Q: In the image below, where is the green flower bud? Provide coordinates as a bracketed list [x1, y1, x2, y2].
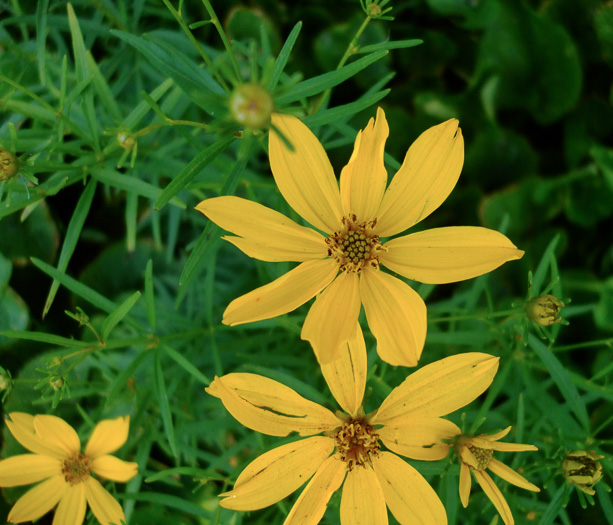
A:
[117, 131, 136, 151]
[563, 450, 603, 495]
[229, 83, 274, 129]
[0, 147, 19, 181]
[525, 294, 564, 326]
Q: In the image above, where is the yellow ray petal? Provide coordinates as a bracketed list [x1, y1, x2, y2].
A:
[284, 456, 346, 525]
[206, 373, 340, 437]
[269, 113, 343, 233]
[7, 474, 67, 522]
[223, 258, 338, 326]
[484, 426, 512, 442]
[91, 455, 138, 483]
[491, 442, 539, 452]
[83, 477, 126, 525]
[459, 462, 472, 507]
[0, 454, 61, 487]
[359, 270, 427, 367]
[372, 451, 447, 525]
[33, 415, 81, 457]
[488, 459, 540, 492]
[5, 413, 66, 459]
[472, 469, 514, 525]
[380, 227, 524, 284]
[371, 353, 499, 426]
[301, 270, 361, 365]
[378, 418, 460, 461]
[84, 416, 130, 458]
[196, 196, 327, 262]
[53, 483, 86, 525]
[339, 107, 389, 221]
[220, 437, 334, 511]
[320, 324, 367, 417]
[340, 465, 388, 525]
[375, 118, 464, 237]
[459, 445, 479, 470]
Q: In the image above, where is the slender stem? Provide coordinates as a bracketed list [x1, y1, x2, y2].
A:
[428, 308, 523, 323]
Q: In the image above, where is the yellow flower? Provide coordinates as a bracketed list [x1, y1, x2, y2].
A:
[196, 108, 524, 366]
[0, 413, 138, 525]
[207, 326, 499, 524]
[563, 449, 603, 496]
[454, 428, 540, 525]
[525, 294, 564, 326]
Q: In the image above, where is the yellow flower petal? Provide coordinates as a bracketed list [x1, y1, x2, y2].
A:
[220, 436, 334, 511]
[377, 418, 460, 461]
[284, 456, 346, 525]
[491, 442, 539, 453]
[372, 451, 447, 525]
[7, 474, 67, 523]
[206, 373, 340, 437]
[340, 465, 388, 525]
[359, 270, 427, 367]
[472, 469, 514, 525]
[375, 118, 464, 237]
[339, 107, 389, 222]
[83, 477, 126, 525]
[196, 196, 327, 262]
[484, 426, 512, 442]
[85, 416, 130, 458]
[380, 227, 524, 284]
[371, 353, 499, 426]
[0, 454, 61, 487]
[91, 455, 138, 483]
[320, 324, 367, 417]
[223, 258, 338, 326]
[269, 113, 343, 234]
[53, 483, 86, 525]
[459, 462, 471, 508]
[5, 413, 66, 459]
[33, 415, 81, 457]
[301, 271, 361, 365]
[488, 458, 540, 492]
[459, 444, 479, 470]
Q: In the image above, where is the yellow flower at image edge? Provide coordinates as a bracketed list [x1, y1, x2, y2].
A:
[196, 108, 524, 367]
[0, 413, 138, 525]
[455, 428, 540, 525]
[207, 326, 500, 524]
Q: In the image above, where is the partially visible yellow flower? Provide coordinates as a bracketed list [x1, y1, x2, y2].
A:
[563, 449, 603, 495]
[454, 428, 540, 525]
[197, 108, 523, 367]
[525, 294, 564, 326]
[207, 326, 499, 524]
[0, 413, 138, 525]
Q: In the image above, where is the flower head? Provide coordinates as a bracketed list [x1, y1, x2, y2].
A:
[207, 326, 499, 524]
[196, 108, 523, 366]
[229, 83, 274, 129]
[0, 147, 19, 181]
[454, 428, 540, 525]
[563, 449, 603, 496]
[0, 413, 138, 525]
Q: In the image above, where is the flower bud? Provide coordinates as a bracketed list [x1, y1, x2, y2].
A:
[117, 131, 136, 151]
[525, 294, 564, 326]
[229, 83, 274, 129]
[563, 449, 603, 495]
[367, 2, 383, 16]
[0, 147, 19, 181]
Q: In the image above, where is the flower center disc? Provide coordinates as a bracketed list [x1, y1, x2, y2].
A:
[62, 453, 91, 484]
[467, 445, 493, 470]
[333, 419, 380, 470]
[326, 214, 383, 273]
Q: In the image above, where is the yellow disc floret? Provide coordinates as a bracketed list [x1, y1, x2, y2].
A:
[333, 418, 380, 470]
[62, 453, 91, 485]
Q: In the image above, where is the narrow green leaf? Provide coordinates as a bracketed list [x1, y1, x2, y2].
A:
[43, 179, 97, 318]
[267, 21, 302, 90]
[154, 136, 234, 210]
[303, 89, 390, 128]
[154, 350, 178, 457]
[36, 0, 49, 85]
[597, 483, 613, 524]
[126, 492, 211, 518]
[125, 192, 138, 252]
[145, 466, 224, 483]
[275, 50, 387, 105]
[86, 51, 122, 123]
[123, 78, 174, 131]
[357, 39, 422, 54]
[532, 235, 560, 294]
[160, 343, 210, 385]
[90, 167, 186, 208]
[528, 334, 590, 431]
[538, 485, 565, 525]
[101, 291, 141, 341]
[0, 330, 90, 347]
[144, 259, 156, 331]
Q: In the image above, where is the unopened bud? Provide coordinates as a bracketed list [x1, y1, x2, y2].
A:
[563, 450, 603, 495]
[367, 2, 382, 16]
[229, 83, 274, 129]
[525, 295, 564, 326]
[117, 131, 136, 151]
[0, 147, 19, 181]
[50, 377, 64, 390]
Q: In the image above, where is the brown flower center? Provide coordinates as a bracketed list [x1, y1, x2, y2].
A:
[467, 444, 493, 470]
[326, 214, 384, 273]
[333, 418, 380, 470]
[62, 453, 91, 485]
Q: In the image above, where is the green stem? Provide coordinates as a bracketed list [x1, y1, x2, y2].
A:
[428, 308, 523, 323]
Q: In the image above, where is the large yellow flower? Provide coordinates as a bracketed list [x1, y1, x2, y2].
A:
[197, 108, 523, 366]
[0, 413, 138, 525]
[454, 428, 540, 525]
[207, 326, 499, 524]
